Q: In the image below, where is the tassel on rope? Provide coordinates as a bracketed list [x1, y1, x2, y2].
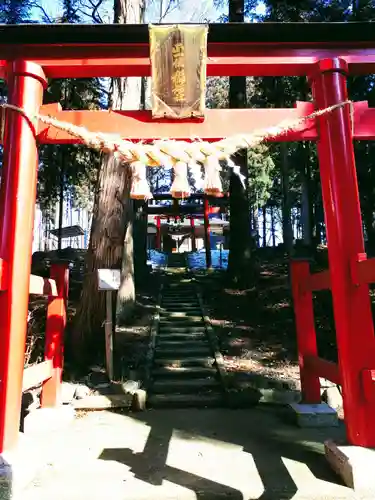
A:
[204, 156, 223, 197]
[171, 161, 191, 199]
[188, 161, 204, 191]
[226, 158, 246, 188]
[130, 161, 153, 200]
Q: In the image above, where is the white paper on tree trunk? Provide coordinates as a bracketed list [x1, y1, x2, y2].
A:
[97, 269, 121, 291]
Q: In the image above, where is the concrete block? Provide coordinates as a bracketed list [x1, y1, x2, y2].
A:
[325, 439, 375, 493]
[73, 384, 91, 400]
[73, 394, 132, 410]
[23, 405, 75, 436]
[288, 402, 338, 427]
[132, 389, 147, 411]
[325, 386, 343, 410]
[0, 433, 50, 498]
[60, 382, 77, 404]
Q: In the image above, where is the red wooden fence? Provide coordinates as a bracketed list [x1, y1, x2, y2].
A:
[24, 263, 69, 407]
[291, 258, 375, 432]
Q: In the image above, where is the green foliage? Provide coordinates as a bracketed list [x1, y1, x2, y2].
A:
[247, 145, 275, 209]
[0, 0, 32, 23]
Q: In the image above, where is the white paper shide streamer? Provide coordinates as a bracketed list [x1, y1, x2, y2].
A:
[171, 161, 191, 198]
[130, 161, 153, 200]
[204, 156, 223, 196]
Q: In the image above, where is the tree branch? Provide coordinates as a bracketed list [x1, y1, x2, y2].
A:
[78, 0, 105, 23]
[29, 1, 54, 23]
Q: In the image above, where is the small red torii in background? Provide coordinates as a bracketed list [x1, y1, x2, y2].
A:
[0, 23, 374, 468]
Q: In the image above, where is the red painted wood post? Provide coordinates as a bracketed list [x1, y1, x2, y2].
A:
[290, 260, 321, 403]
[41, 262, 70, 408]
[156, 216, 161, 250]
[0, 61, 46, 453]
[190, 217, 197, 252]
[203, 197, 212, 269]
[311, 58, 375, 447]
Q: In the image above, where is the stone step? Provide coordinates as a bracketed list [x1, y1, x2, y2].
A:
[161, 303, 200, 308]
[163, 292, 196, 295]
[160, 312, 203, 319]
[163, 293, 196, 297]
[157, 332, 207, 341]
[167, 288, 194, 291]
[148, 392, 223, 408]
[156, 339, 208, 349]
[159, 324, 205, 330]
[161, 293, 199, 304]
[165, 287, 195, 291]
[152, 366, 217, 378]
[155, 345, 211, 358]
[153, 356, 215, 368]
[158, 326, 206, 333]
[162, 293, 197, 297]
[160, 310, 200, 314]
[152, 377, 219, 393]
[161, 302, 199, 307]
[159, 316, 203, 323]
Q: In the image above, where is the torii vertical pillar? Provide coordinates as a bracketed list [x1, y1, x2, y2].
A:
[0, 61, 46, 452]
[203, 197, 212, 269]
[312, 58, 375, 447]
[155, 216, 161, 251]
[190, 217, 197, 252]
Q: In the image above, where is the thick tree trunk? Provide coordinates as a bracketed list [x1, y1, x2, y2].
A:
[227, 0, 253, 283]
[270, 205, 276, 247]
[280, 143, 294, 254]
[298, 142, 313, 247]
[113, 0, 145, 323]
[74, 155, 132, 360]
[73, 0, 144, 361]
[262, 205, 267, 247]
[362, 202, 375, 253]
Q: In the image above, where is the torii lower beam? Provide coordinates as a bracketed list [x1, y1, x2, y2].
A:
[3, 101, 373, 144]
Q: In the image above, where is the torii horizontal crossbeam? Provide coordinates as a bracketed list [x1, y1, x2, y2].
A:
[4, 101, 374, 144]
[1, 23, 375, 77]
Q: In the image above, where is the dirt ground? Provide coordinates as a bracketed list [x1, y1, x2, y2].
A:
[197, 251, 339, 392]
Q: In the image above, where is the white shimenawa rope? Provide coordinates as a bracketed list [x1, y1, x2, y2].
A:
[1, 101, 353, 163]
[0, 100, 353, 197]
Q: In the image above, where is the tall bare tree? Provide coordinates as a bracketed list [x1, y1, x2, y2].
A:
[227, 0, 254, 284]
[74, 0, 145, 362]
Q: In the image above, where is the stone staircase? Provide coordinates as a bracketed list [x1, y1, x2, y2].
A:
[148, 263, 224, 408]
[165, 252, 187, 269]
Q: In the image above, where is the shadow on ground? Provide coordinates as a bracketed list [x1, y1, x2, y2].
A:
[98, 407, 347, 499]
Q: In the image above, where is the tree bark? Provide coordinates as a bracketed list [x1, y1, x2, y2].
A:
[300, 147, 312, 246]
[271, 205, 276, 247]
[227, 0, 253, 283]
[280, 143, 294, 254]
[73, 0, 144, 362]
[262, 205, 267, 247]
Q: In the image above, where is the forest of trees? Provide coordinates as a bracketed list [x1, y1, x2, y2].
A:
[2, 0, 375, 364]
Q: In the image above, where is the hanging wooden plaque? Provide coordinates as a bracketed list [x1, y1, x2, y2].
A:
[149, 24, 208, 119]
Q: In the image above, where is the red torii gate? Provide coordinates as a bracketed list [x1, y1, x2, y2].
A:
[149, 193, 228, 267]
[0, 23, 375, 460]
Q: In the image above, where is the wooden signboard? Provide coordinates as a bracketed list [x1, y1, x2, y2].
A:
[98, 268, 121, 381]
[98, 268, 121, 291]
[149, 24, 209, 119]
